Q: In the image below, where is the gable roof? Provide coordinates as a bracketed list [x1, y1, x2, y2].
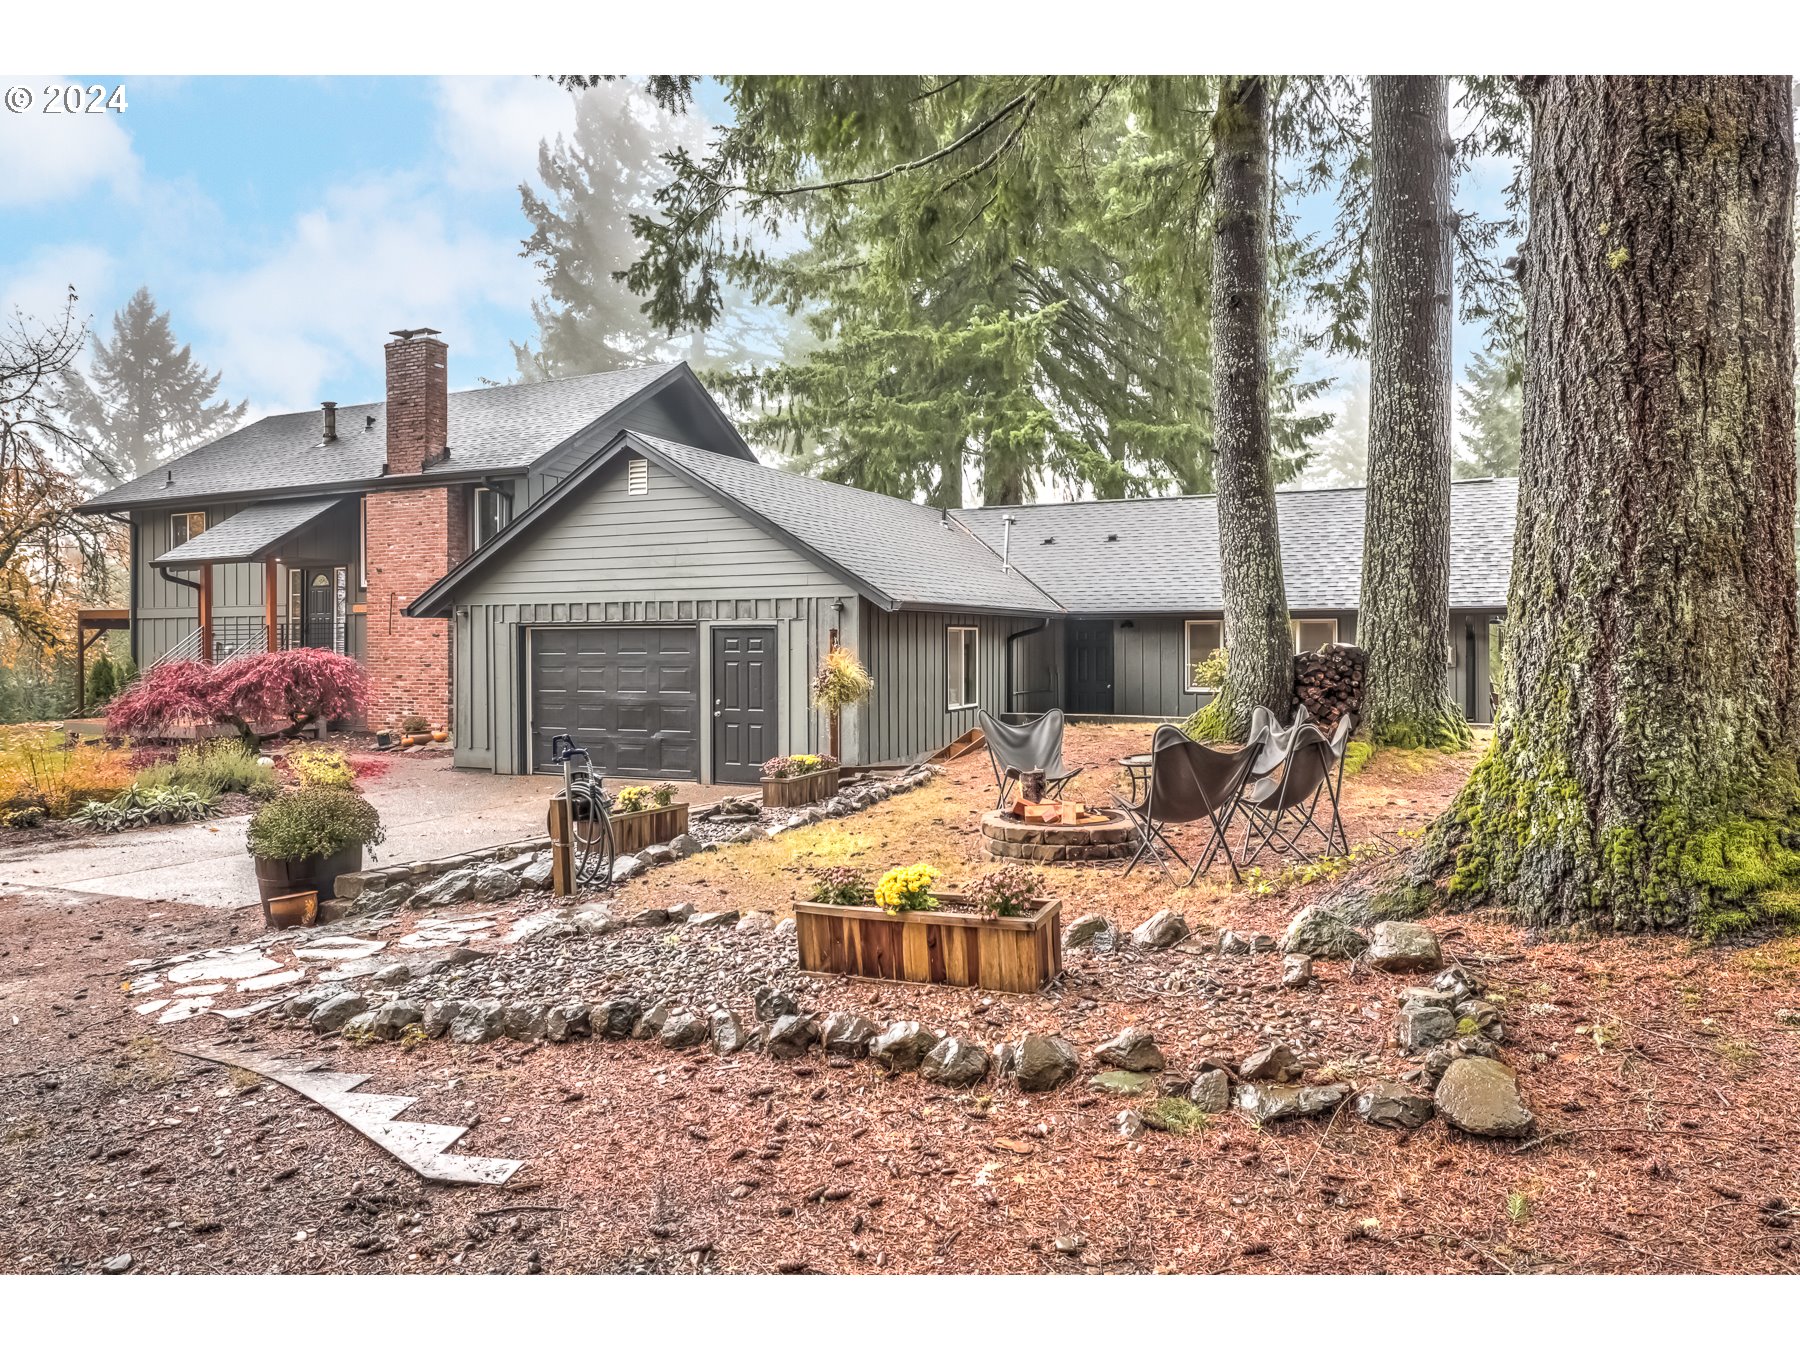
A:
[407, 431, 1064, 619]
[952, 478, 1518, 612]
[80, 361, 746, 514]
[154, 496, 346, 566]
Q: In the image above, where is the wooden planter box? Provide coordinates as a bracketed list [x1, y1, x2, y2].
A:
[609, 801, 689, 855]
[762, 766, 840, 809]
[794, 894, 1063, 994]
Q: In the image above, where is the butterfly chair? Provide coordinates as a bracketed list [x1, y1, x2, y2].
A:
[1234, 717, 1352, 865]
[977, 708, 1082, 810]
[1246, 704, 1312, 778]
[1113, 724, 1259, 885]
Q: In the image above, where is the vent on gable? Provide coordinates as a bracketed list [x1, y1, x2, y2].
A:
[628, 456, 649, 496]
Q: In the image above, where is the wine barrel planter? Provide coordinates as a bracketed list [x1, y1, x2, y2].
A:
[608, 801, 690, 855]
[795, 894, 1063, 994]
[762, 766, 840, 809]
[253, 846, 362, 921]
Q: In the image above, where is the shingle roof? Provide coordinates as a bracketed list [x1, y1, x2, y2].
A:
[953, 478, 1517, 612]
[82, 362, 687, 512]
[154, 496, 345, 566]
[642, 437, 1064, 613]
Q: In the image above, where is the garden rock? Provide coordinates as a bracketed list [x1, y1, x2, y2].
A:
[1281, 904, 1370, 958]
[710, 1010, 747, 1055]
[471, 865, 523, 904]
[372, 962, 411, 988]
[309, 992, 368, 1033]
[1456, 999, 1505, 1040]
[1281, 955, 1314, 989]
[1400, 985, 1458, 1011]
[1117, 1110, 1145, 1138]
[1353, 1081, 1436, 1130]
[921, 1037, 990, 1087]
[773, 918, 796, 941]
[1219, 930, 1275, 955]
[1235, 1081, 1351, 1125]
[504, 1003, 548, 1040]
[421, 999, 461, 1038]
[1421, 1043, 1465, 1082]
[1433, 964, 1480, 1000]
[411, 869, 476, 909]
[573, 906, 622, 936]
[870, 1021, 941, 1072]
[1089, 1070, 1155, 1096]
[1397, 1003, 1458, 1054]
[665, 901, 696, 922]
[611, 855, 647, 885]
[545, 1002, 590, 1042]
[737, 911, 777, 934]
[731, 826, 764, 844]
[593, 997, 642, 1040]
[660, 1011, 709, 1049]
[755, 986, 800, 1023]
[1239, 1042, 1301, 1083]
[688, 909, 740, 927]
[1434, 1056, 1535, 1138]
[450, 1000, 504, 1044]
[368, 1000, 423, 1039]
[1132, 909, 1189, 949]
[519, 855, 554, 890]
[281, 988, 332, 1020]
[765, 1014, 820, 1060]
[632, 999, 671, 1040]
[1188, 1068, 1231, 1113]
[1095, 1027, 1165, 1073]
[630, 905, 669, 927]
[1011, 1033, 1079, 1091]
[1367, 921, 1443, 973]
[1063, 913, 1118, 951]
[669, 833, 701, 859]
[821, 1011, 878, 1058]
[640, 843, 675, 868]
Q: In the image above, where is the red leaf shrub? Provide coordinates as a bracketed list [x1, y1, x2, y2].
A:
[107, 650, 370, 743]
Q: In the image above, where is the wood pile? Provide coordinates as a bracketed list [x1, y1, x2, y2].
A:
[1293, 642, 1366, 733]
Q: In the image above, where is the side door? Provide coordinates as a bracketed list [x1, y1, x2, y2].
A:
[711, 627, 779, 783]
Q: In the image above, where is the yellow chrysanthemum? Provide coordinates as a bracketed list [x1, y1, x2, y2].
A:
[873, 863, 940, 913]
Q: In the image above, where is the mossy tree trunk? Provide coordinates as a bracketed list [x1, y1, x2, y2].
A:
[1359, 76, 1471, 751]
[1416, 76, 1798, 935]
[1210, 75, 1293, 735]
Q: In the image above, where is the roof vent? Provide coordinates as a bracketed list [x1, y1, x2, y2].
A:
[628, 456, 649, 496]
[1105, 533, 1119, 542]
[164, 469, 174, 489]
[365, 414, 377, 431]
[1041, 536, 1055, 545]
[321, 401, 337, 442]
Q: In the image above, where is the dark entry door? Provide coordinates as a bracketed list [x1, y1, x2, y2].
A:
[1065, 620, 1115, 714]
[712, 627, 778, 784]
[530, 627, 699, 778]
[301, 570, 337, 650]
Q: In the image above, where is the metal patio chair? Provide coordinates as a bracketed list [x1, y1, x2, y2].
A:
[978, 709, 1082, 809]
[1113, 723, 1259, 885]
[1233, 716, 1353, 865]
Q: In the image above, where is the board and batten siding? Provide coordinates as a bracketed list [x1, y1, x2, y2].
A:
[445, 455, 863, 777]
[858, 605, 1029, 764]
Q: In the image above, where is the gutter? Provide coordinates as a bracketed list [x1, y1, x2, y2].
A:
[1004, 617, 1050, 717]
[157, 565, 201, 594]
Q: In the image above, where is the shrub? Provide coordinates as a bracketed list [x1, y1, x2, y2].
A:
[812, 647, 874, 713]
[613, 784, 657, 814]
[75, 785, 219, 833]
[873, 863, 940, 914]
[761, 752, 839, 779]
[807, 866, 871, 907]
[0, 727, 133, 818]
[401, 714, 430, 736]
[84, 653, 118, 709]
[963, 863, 1045, 918]
[246, 786, 385, 862]
[288, 745, 355, 790]
[107, 649, 369, 745]
[134, 740, 280, 800]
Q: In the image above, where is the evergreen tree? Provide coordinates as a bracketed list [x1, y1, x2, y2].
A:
[1454, 343, 1523, 478]
[59, 288, 245, 486]
[1297, 372, 1369, 487]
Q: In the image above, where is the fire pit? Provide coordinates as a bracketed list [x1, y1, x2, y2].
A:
[980, 806, 1136, 863]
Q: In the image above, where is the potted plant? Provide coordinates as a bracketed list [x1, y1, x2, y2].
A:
[811, 647, 873, 762]
[794, 862, 1063, 993]
[607, 781, 689, 854]
[760, 752, 841, 809]
[246, 786, 385, 917]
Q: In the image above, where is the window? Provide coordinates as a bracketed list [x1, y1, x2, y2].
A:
[628, 456, 649, 496]
[947, 626, 979, 710]
[471, 487, 513, 550]
[1291, 617, 1339, 654]
[170, 510, 207, 550]
[1185, 619, 1224, 691]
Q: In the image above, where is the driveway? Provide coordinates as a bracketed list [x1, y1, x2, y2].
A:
[0, 756, 563, 910]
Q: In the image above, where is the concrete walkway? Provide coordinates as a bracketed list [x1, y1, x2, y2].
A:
[0, 756, 564, 910]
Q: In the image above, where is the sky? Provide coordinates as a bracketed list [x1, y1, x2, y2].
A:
[0, 75, 1518, 475]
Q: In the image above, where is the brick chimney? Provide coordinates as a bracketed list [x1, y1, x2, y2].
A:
[362, 328, 465, 736]
[383, 327, 448, 475]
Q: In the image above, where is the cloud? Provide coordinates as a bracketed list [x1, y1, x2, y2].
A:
[433, 76, 576, 191]
[0, 242, 115, 325]
[0, 76, 141, 206]
[188, 174, 536, 408]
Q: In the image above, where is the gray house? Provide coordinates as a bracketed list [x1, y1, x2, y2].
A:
[410, 425, 1517, 784]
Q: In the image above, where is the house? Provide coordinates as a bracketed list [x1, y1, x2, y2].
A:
[82, 331, 1518, 784]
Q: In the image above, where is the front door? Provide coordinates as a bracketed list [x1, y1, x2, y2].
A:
[1065, 620, 1115, 714]
[301, 569, 338, 650]
[712, 627, 778, 784]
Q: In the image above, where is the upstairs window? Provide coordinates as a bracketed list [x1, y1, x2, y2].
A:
[170, 510, 207, 550]
[472, 487, 513, 550]
[1185, 619, 1224, 691]
[948, 625, 979, 710]
[1292, 617, 1339, 653]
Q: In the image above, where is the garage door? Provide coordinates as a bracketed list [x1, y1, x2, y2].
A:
[530, 627, 699, 778]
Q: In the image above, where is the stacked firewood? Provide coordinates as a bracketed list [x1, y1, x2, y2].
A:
[1293, 642, 1366, 733]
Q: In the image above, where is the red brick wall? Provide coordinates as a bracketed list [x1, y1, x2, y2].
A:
[383, 335, 447, 475]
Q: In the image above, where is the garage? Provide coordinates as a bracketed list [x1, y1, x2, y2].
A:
[529, 626, 699, 778]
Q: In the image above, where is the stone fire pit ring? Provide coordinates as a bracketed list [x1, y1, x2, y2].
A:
[980, 808, 1137, 863]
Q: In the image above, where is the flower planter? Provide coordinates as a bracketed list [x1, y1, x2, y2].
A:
[253, 845, 363, 909]
[794, 893, 1063, 994]
[762, 766, 840, 809]
[609, 801, 690, 855]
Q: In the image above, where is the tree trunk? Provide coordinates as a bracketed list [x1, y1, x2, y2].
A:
[1210, 76, 1293, 734]
[1412, 76, 1798, 936]
[1359, 76, 1470, 750]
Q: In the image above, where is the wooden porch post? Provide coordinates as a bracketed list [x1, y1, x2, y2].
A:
[198, 564, 214, 664]
[264, 558, 279, 652]
[75, 615, 87, 715]
[827, 628, 840, 762]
